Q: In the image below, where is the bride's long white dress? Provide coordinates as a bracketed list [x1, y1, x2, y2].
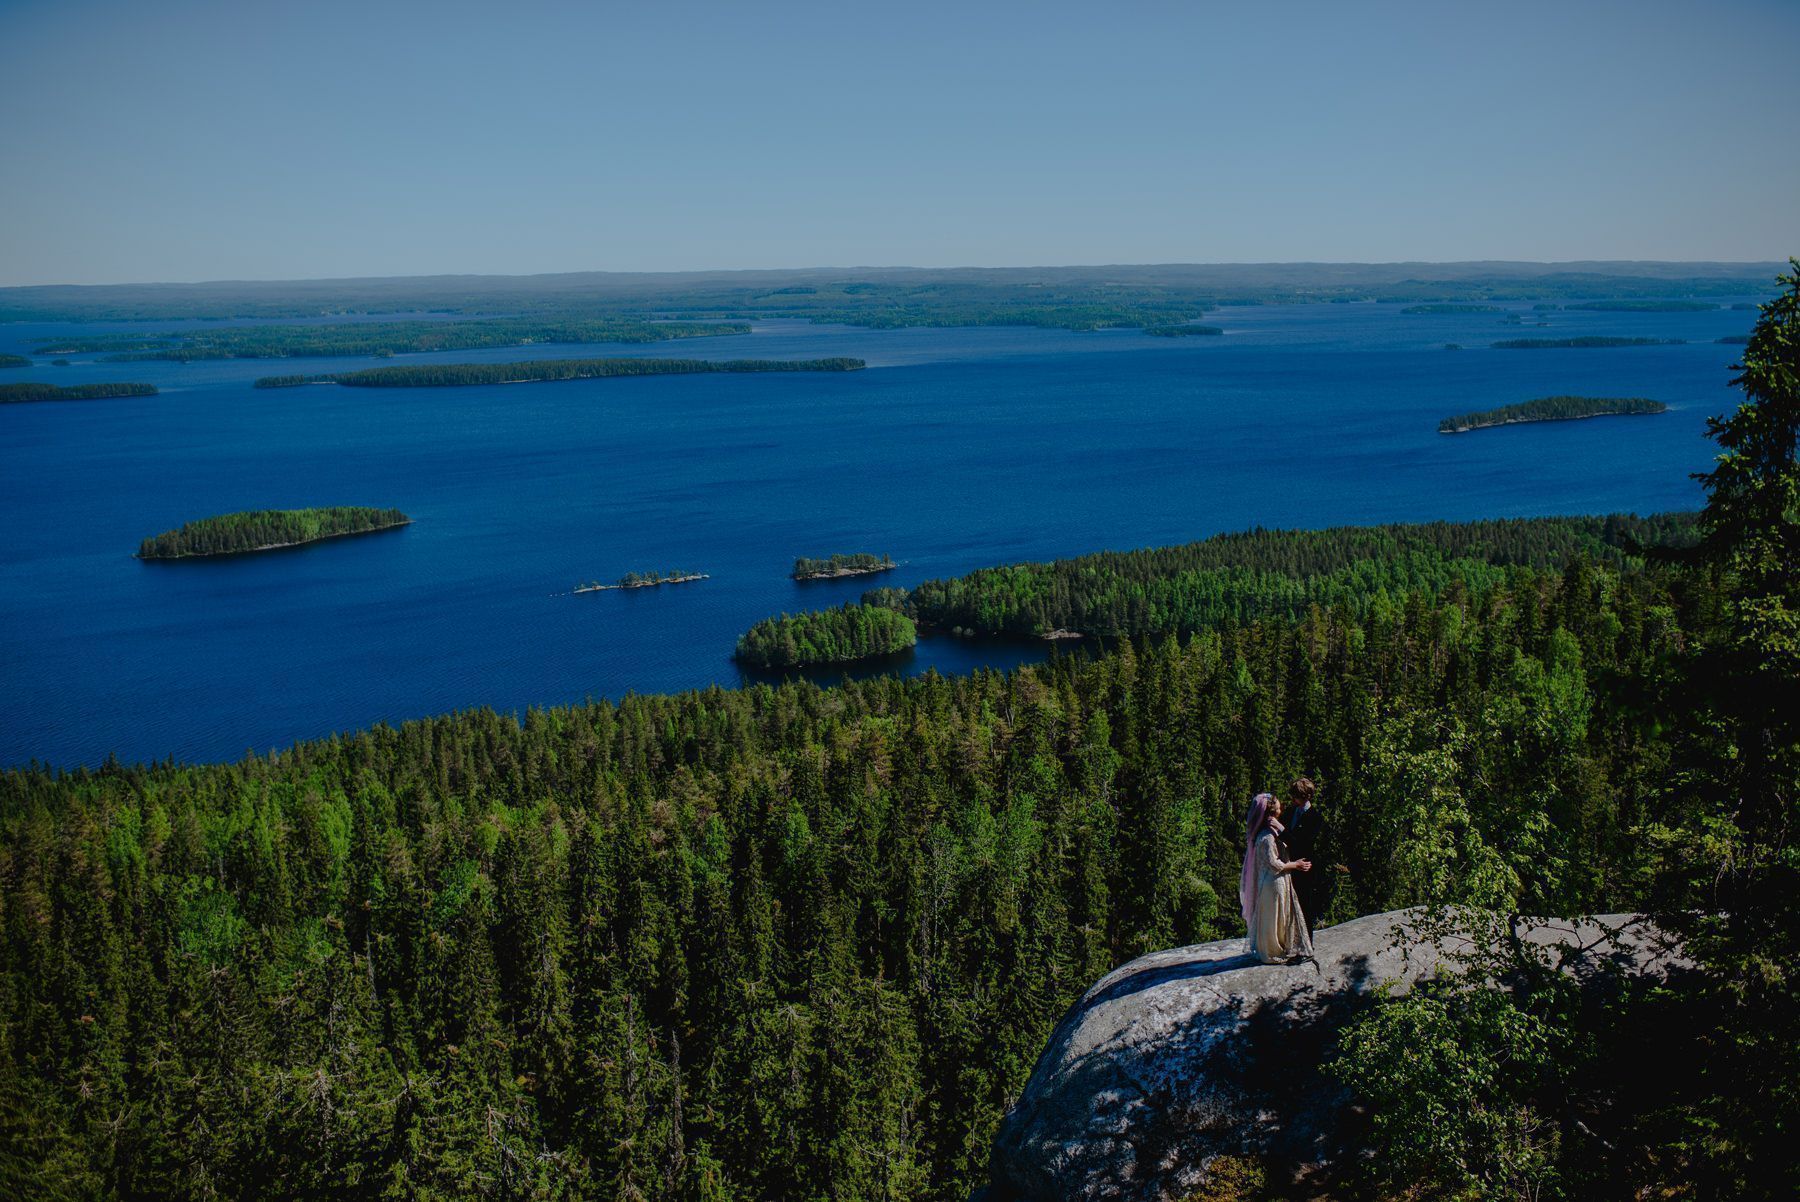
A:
[1248, 829, 1314, 963]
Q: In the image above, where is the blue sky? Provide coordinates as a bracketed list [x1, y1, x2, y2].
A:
[1, 0, 1795, 284]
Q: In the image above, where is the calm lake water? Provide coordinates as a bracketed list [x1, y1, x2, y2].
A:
[0, 300, 1765, 767]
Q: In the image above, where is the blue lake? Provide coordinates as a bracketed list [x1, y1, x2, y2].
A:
[0, 300, 1764, 768]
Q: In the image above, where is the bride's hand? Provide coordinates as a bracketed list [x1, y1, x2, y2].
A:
[1295, 860, 1312, 872]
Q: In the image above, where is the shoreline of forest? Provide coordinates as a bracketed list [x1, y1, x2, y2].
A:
[1439, 411, 1666, 435]
[793, 564, 897, 581]
[137, 518, 412, 560]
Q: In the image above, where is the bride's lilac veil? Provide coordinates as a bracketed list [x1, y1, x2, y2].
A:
[1239, 792, 1280, 924]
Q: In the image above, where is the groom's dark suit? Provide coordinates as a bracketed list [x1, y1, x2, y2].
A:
[1281, 803, 1329, 933]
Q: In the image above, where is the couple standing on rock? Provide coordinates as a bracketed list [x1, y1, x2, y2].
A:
[1240, 776, 1333, 963]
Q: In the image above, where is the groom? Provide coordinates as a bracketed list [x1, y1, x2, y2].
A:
[1281, 776, 1329, 934]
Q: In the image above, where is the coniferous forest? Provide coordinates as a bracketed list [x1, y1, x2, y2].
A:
[735, 604, 919, 668]
[137, 508, 411, 559]
[1437, 395, 1667, 433]
[1, 271, 1795, 1199]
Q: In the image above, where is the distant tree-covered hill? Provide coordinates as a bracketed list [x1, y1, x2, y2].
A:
[37, 318, 749, 361]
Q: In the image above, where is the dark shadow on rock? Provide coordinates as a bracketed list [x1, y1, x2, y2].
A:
[1080, 951, 1262, 1010]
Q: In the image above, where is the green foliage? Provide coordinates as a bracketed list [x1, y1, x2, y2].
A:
[792, 553, 895, 580]
[0, 514, 1731, 1196]
[1333, 985, 1563, 1198]
[137, 507, 410, 559]
[0, 381, 157, 404]
[1659, 259, 1800, 1190]
[736, 604, 918, 668]
[0, 354, 29, 368]
[1439, 395, 1667, 434]
[883, 513, 1694, 638]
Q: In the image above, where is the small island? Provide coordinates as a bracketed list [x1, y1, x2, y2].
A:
[735, 603, 918, 669]
[574, 570, 708, 593]
[1140, 324, 1223, 337]
[1438, 396, 1667, 434]
[255, 356, 865, 389]
[0, 354, 29, 368]
[1717, 335, 1751, 345]
[1, 381, 158, 404]
[1492, 336, 1685, 350]
[137, 507, 411, 559]
[792, 553, 896, 581]
[1400, 304, 1500, 314]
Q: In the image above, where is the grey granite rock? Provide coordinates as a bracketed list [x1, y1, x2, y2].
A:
[988, 908, 1680, 1201]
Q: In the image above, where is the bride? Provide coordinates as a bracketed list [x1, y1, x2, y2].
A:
[1240, 792, 1314, 963]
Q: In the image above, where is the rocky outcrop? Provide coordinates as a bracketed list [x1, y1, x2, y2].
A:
[988, 909, 1681, 1201]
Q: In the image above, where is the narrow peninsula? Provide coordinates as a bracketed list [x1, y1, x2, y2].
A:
[792, 553, 896, 581]
[0, 354, 30, 368]
[137, 507, 411, 559]
[1140, 324, 1223, 337]
[735, 604, 917, 669]
[574, 570, 708, 593]
[1492, 336, 1685, 349]
[255, 356, 865, 389]
[1438, 396, 1667, 434]
[1, 381, 157, 404]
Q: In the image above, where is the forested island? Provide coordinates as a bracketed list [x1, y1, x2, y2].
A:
[735, 602, 917, 667]
[1492, 336, 1686, 349]
[1565, 300, 1719, 312]
[35, 318, 749, 361]
[0, 381, 157, 404]
[1718, 334, 1751, 344]
[0, 353, 29, 368]
[792, 552, 896, 580]
[255, 356, 865, 389]
[1437, 395, 1667, 434]
[136, 507, 411, 559]
[1401, 303, 1501, 314]
[574, 570, 707, 593]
